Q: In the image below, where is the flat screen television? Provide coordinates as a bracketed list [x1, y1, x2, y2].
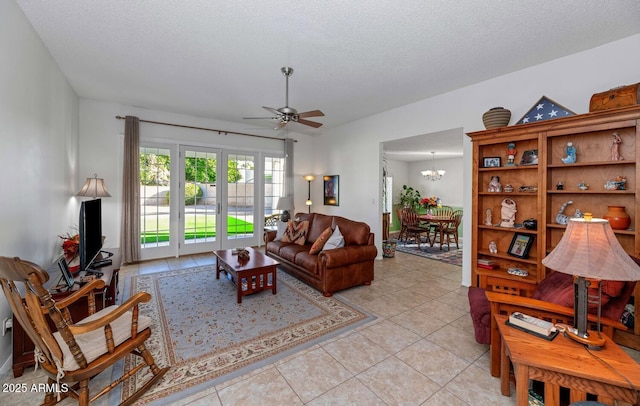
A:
[79, 198, 103, 272]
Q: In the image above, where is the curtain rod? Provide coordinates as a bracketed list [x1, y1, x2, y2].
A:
[115, 115, 295, 142]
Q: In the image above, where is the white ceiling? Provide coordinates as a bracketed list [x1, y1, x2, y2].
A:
[16, 1, 640, 160]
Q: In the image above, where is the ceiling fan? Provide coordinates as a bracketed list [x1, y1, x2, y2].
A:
[244, 67, 324, 130]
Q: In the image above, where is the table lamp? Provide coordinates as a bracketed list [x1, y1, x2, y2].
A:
[276, 196, 294, 222]
[541, 218, 640, 348]
[76, 173, 111, 199]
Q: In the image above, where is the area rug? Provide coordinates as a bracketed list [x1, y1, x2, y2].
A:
[113, 265, 375, 405]
[395, 240, 463, 266]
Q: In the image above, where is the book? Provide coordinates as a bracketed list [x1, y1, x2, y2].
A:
[477, 258, 495, 266]
[507, 312, 558, 339]
[477, 263, 498, 270]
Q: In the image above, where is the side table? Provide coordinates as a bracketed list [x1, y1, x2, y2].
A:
[11, 250, 120, 377]
[495, 314, 640, 406]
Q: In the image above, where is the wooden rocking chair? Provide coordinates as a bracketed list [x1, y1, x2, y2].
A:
[0, 256, 169, 406]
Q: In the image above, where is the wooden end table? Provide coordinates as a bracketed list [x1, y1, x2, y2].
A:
[495, 314, 640, 406]
[214, 247, 278, 303]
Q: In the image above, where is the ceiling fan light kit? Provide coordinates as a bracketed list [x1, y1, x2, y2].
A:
[244, 67, 324, 130]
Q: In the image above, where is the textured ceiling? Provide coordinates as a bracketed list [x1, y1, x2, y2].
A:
[15, 0, 640, 158]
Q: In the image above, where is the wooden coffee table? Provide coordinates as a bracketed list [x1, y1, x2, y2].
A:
[214, 247, 278, 303]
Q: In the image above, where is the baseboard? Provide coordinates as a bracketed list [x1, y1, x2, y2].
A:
[0, 354, 13, 375]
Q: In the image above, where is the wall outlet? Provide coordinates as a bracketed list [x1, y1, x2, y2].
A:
[2, 317, 12, 336]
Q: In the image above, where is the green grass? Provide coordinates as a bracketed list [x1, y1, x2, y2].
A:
[141, 216, 254, 243]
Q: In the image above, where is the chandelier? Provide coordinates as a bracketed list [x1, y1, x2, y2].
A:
[421, 152, 446, 181]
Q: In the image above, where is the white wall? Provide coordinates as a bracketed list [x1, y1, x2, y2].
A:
[0, 1, 80, 372]
[316, 34, 640, 286]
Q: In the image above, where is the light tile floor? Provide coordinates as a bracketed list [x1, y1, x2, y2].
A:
[2, 250, 639, 405]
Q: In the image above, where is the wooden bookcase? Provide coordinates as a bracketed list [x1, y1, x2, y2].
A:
[467, 105, 640, 349]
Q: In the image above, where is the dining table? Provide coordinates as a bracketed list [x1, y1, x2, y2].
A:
[418, 215, 451, 250]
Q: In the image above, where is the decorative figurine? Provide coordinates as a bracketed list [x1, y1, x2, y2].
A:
[578, 181, 588, 190]
[573, 208, 584, 218]
[555, 200, 573, 224]
[485, 208, 493, 225]
[488, 175, 502, 192]
[489, 241, 498, 254]
[500, 198, 517, 228]
[503, 184, 514, 193]
[556, 181, 564, 190]
[561, 141, 576, 164]
[611, 132, 623, 161]
[506, 142, 517, 166]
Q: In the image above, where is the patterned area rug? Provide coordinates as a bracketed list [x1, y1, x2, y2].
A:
[394, 240, 463, 266]
[114, 265, 375, 405]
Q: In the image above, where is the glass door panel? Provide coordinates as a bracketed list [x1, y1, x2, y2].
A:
[224, 152, 255, 247]
[140, 145, 175, 259]
[180, 146, 221, 255]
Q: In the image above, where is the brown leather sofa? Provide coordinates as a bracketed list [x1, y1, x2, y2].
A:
[264, 213, 377, 296]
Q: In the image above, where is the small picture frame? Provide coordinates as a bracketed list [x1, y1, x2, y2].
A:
[483, 157, 501, 168]
[520, 149, 539, 166]
[508, 233, 535, 259]
[323, 175, 339, 206]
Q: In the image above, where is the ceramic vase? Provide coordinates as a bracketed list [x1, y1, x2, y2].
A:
[482, 107, 511, 129]
[604, 205, 631, 230]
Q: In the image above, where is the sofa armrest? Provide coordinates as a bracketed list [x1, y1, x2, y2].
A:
[485, 291, 627, 377]
[318, 245, 377, 268]
[264, 230, 277, 243]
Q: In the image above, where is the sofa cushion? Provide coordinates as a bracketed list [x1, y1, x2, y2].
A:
[307, 214, 333, 243]
[294, 251, 320, 275]
[323, 226, 345, 250]
[332, 216, 370, 245]
[281, 220, 309, 245]
[309, 227, 333, 254]
[468, 287, 491, 345]
[274, 221, 288, 241]
[278, 244, 310, 263]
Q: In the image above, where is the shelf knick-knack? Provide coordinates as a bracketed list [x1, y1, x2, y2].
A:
[482, 107, 511, 129]
[604, 206, 631, 230]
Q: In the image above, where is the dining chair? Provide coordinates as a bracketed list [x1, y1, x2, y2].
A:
[428, 205, 454, 242]
[397, 208, 408, 242]
[401, 207, 431, 248]
[0, 256, 169, 406]
[433, 209, 463, 250]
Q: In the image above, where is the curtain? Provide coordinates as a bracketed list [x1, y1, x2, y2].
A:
[120, 116, 140, 263]
[284, 137, 295, 202]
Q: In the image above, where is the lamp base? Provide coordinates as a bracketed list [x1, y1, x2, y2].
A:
[563, 327, 605, 349]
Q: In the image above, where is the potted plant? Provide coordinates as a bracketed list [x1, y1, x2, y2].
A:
[398, 185, 421, 210]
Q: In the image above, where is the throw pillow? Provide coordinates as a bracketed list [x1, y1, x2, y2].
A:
[309, 227, 333, 254]
[274, 221, 288, 241]
[280, 220, 309, 245]
[323, 225, 345, 250]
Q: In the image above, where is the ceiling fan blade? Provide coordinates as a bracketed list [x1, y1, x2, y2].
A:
[297, 118, 323, 128]
[243, 116, 278, 120]
[297, 110, 325, 118]
[262, 106, 281, 115]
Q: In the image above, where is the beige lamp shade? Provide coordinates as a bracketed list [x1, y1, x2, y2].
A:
[276, 196, 293, 211]
[542, 218, 640, 281]
[76, 174, 111, 199]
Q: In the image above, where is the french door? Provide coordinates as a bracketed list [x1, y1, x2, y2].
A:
[140, 144, 261, 260]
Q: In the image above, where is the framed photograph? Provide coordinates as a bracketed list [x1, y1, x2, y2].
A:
[508, 233, 535, 259]
[323, 175, 339, 206]
[520, 149, 539, 166]
[483, 157, 501, 168]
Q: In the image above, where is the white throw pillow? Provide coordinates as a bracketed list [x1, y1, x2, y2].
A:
[323, 225, 345, 250]
[275, 221, 288, 241]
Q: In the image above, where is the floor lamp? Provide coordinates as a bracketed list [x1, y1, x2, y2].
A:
[304, 175, 315, 213]
[542, 218, 640, 348]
